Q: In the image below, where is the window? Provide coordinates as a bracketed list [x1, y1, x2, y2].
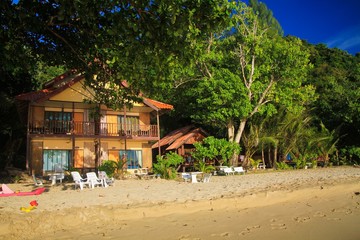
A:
[119, 150, 142, 169]
[45, 111, 72, 121]
[118, 115, 139, 134]
[45, 111, 72, 133]
[43, 150, 71, 172]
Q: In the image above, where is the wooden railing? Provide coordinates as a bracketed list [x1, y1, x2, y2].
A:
[29, 120, 158, 137]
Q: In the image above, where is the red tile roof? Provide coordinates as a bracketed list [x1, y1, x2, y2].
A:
[152, 125, 208, 149]
[16, 72, 174, 111]
[143, 98, 174, 111]
[16, 71, 82, 102]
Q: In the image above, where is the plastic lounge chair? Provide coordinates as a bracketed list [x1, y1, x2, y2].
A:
[54, 164, 65, 183]
[258, 163, 266, 170]
[223, 167, 235, 175]
[202, 173, 212, 183]
[0, 185, 45, 197]
[181, 173, 191, 182]
[71, 171, 91, 190]
[32, 170, 43, 186]
[98, 171, 115, 187]
[86, 172, 103, 188]
[233, 166, 245, 175]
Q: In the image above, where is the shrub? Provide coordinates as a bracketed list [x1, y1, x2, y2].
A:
[192, 136, 240, 166]
[293, 158, 307, 169]
[99, 160, 117, 177]
[194, 160, 215, 173]
[249, 158, 262, 170]
[153, 152, 184, 179]
[276, 161, 292, 170]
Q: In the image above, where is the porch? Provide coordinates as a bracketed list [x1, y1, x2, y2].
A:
[28, 120, 158, 138]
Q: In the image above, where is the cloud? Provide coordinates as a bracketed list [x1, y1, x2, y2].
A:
[326, 24, 360, 54]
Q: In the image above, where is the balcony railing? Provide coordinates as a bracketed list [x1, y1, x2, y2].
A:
[29, 120, 158, 137]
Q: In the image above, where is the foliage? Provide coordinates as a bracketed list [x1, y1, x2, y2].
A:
[153, 152, 184, 180]
[98, 160, 117, 178]
[194, 160, 215, 173]
[311, 159, 318, 169]
[306, 44, 360, 148]
[248, 0, 283, 35]
[337, 146, 360, 165]
[99, 159, 127, 179]
[192, 136, 240, 166]
[188, 2, 315, 151]
[314, 123, 339, 164]
[6, 0, 233, 110]
[293, 157, 307, 169]
[275, 161, 292, 170]
[249, 158, 262, 170]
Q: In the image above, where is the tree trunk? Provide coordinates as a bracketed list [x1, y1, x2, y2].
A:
[227, 121, 235, 142]
[261, 144, 265, 166]
[234, 119, 247, 144]
[272, 146, 278, 168]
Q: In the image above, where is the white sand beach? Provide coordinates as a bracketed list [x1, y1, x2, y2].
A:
[1, 166, 360, 240]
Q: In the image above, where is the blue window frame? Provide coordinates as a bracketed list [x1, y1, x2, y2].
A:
[119, 150, 142, 169]
[43, 150, 71, 172]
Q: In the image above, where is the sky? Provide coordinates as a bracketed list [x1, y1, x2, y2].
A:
[257, 0, 360, 55]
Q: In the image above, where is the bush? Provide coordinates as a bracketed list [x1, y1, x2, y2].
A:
[192, 136, 240, 166]
[249, 158, 262, 170]
[99, 160, 117, 177]
[293, 158, 307, 169]
[194, 160, 215, 173]
[153, 152, 184, 179]
[335, 146, 360, 165]
[276, 161, 292, 170]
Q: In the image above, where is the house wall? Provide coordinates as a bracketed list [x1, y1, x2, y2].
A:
[29, 137, 154, 174]
[49, 81, 94, 102]
[26, 78, 160, 175]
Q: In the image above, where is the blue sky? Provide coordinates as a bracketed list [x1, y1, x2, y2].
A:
[258, 0, 360, 55]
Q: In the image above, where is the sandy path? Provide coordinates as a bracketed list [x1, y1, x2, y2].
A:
[0, 167, 360, 239]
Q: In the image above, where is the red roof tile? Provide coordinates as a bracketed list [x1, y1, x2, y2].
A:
[152, 126, 208, 149]
[16, 72, 174, 111]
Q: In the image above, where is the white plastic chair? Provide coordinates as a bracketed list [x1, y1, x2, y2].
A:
[70, 171, 91, 190]
[86, 172, 103, 188]
[233, 166, 245, 175]
[181, 173, 191, 182]
[223, 167, 235, 175]
[98, 171, 115, 187]
[202, 173, 212, 183]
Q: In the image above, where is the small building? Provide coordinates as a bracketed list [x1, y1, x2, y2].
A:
[152, 125, 208, 157]
[16, 70, 173, 176]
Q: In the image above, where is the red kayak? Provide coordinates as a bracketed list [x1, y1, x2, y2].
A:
[0, 187, 45, 197]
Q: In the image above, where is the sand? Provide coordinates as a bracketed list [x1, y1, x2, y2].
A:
[0, 166, 360, 240]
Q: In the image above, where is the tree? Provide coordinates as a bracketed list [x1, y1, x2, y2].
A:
[192, 137, 240, 166]
[10, 0, 233, 109]
[189, 3, 315, 165]
[248, 0, 283, 35]
[306, 43, 360, 148]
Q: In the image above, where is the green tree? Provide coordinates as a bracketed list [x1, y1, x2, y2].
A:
[153, 152, 184, 179]
[10, 0, 233, 110]
[192, 136, 240, 166]
[248, 0, 283, 35]
[306, 44, 360, 148]
[189, 4, 315, 165]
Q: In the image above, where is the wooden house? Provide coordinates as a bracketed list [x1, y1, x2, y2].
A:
[16, 71, 173, 176]
[152, 125, 208, 157]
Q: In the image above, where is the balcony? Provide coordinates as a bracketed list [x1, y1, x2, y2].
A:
[28, 120, 159, 138]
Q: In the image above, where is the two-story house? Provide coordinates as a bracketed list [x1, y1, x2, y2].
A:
[16, 71, 173, 176]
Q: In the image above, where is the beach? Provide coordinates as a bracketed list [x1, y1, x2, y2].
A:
[1, 166, 360, 240]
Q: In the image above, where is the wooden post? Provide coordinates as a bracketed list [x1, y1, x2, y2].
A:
[157, 110, 161, 157]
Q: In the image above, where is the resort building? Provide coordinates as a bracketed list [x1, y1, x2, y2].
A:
[16, 71, 173, 176]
